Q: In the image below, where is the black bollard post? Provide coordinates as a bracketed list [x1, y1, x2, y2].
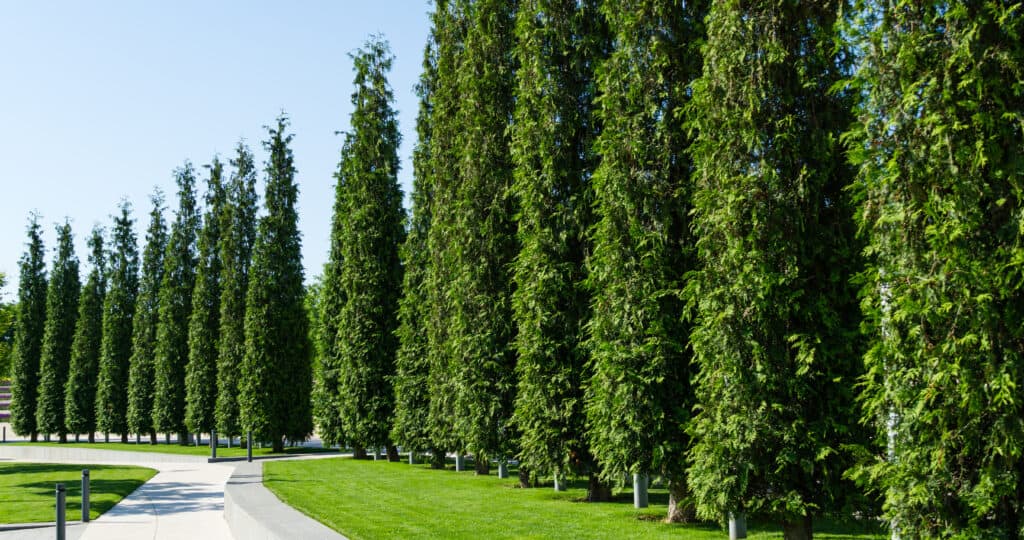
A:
[247, 431, 252, 463]
[56, 483, 66, 540]
[81, 469, 90, 522]
[211, 430, 217, 459]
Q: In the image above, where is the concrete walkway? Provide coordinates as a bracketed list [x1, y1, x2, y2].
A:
[0, 447, 235, 540]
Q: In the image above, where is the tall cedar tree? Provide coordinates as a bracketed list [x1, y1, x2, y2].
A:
[848, 1, 1024, 536]
[448, 0, 518, 474]
[65, 226, 105, 441]
[423, 0, 468, 458]
[510, 0, 607, 497]
[687, 2, 863, 537]
[153, 164, 201, 443]
[391, 25, 440, 461]
[241, 115, 313, 452]
[322, 37, 406, 456]
[216, 143, 258, 440]
[308, 276, 339, 444]
[35, 221, 80, 442]
[96, 203, 139, 441]
[10, 215, 47, 441]
[185, 159, 226, 436]
[127, 191, 167, 442]
[585, 0, 705, 522]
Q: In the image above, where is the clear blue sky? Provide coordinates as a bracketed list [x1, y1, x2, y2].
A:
[0, 1, 432, 300]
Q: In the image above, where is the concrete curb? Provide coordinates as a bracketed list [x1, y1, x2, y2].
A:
[224, 461, 347, 540]
[0, 445, 209, 464]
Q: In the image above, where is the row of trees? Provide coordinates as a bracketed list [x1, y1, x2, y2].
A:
[10, 116, 310, 452]
[311, 2, 1024, 539]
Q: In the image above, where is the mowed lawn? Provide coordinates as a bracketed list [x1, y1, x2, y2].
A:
[0, 462, 156, 523]
[11, 441, 337, 459]
[264, 457, 886, 540]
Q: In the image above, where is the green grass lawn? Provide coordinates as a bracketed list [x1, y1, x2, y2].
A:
[264, 457, 886, 540]
[0, 462, 156, 523]
[10, 441, 338, 458]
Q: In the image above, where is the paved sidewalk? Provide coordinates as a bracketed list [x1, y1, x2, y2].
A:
[0, 448, 236, 540]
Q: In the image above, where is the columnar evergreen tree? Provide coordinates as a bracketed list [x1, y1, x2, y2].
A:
[309, 275, 343, 446]
[510, 0, 607, 498]
[153, 164, 201, 443]
[216, 143, 258, 441]
[423, 0, 469, 461]
[96, 203, 139, 442]
[35, 221, 80, 443]
[65, 226, 105, 442]
[687, 2, 862, 537]
[849, 1, 1024, 536]
[391, 26, 440, 463]
[584, 0, 705, 522]
[185, 159, 226, 438]
[127, 191, 167, 443]
[447, 0, 518, 475]
[240, 115, 312, 453]
[321, 37, 406, 458]
[10, 215, 47, 441]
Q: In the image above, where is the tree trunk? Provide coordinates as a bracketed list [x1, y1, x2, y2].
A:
[30, 432, 38, 442]
[587, 473, 612, 502]
[429, 448, 446, 469]
[665, 476, 695, 523]
[474, 454, 490, 475]
[518, 465, 532, 488]
[386, 445, 400, 462]
[179, 431, 190, 446]
[782, 515, 812, 540]
[272, 436, 284, 453]
[75, 433, 80, 443]
[58, 432, 67, 443]
[88, 432, 95, 443]
[353, 446, 368, 459]
[150, 430, 158, 445]
[121, 432, 128, 444]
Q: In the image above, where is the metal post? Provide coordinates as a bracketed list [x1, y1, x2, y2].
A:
[246, 431, 253, 462]
[554, 473, 566, 491]
[729, 512, 747, 539]
[454, 454, 464, 471]
[81, 470, 90, 522]
[211, 430, 217, 459]
[55, 483, 66, 540]
[408, 449, 415, 465]
[497, 460, 508, 479]
[2, 426, 5, 442]
[633, 473, 649, 508]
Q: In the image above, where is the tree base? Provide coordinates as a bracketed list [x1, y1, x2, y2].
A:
[386, 445, 400, 462]
[665, 477, 696, 523]
[587, 474, 612, 502]
[353, 446, 368, 459]
[474, 455, 490, 475]
[782, 515, 812, 540]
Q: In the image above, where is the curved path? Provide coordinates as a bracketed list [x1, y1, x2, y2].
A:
[0, 446, 235, 540]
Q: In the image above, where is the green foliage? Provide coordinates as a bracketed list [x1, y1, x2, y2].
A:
[96, 202, 139, 438]
[847, 1, 1024, 536]
[423, 0, 468, 455]
[10, 215, 47, 438]
[391, 26, 437, 453]
[687, 0, 864, 531]
[510, 0, 606, 479]
[321, 36, 406, 451]
[65, 226, 106, 437]
[216, 142, 258, 438]
[447, 0, 518, 464]
[185, 159, 226, 434]
[153, 164, 201, 438]
[35, 221, 80, 439]
[241, 115, 313, 451]
[127, 191, 167, 437]
[584, 0, 703, 509]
